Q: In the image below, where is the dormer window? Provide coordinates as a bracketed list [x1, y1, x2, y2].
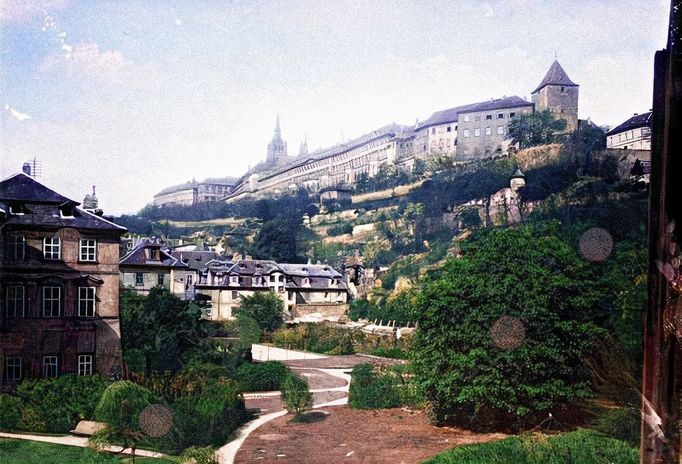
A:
[8, 203, 26, 215]
[146, 248, 160, 261]
[302, 277, 310, 286]
[59, 205, 74, 218]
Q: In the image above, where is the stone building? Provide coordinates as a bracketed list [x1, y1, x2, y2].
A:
[605, 111, 652, 150]
[195, 258, 348, 321]
[266, 115, 289, 165]
[153, 177, 236, 207]
[0, 173, 126, 386]
[531, 59, 579, 133]
[119, 239, 195, 299]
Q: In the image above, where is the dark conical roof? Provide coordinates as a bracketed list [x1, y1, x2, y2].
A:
[532, 60, 578, 94]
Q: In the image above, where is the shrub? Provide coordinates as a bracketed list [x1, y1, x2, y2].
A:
[94, 381, 158, 429]
[19, 407, 46, 433]
[593, 407, 640, 447]
[280, 374, 313, 418]
[237, 361, 288, 392]
[234, 292, 284, 333]
[172, 380, 247, 449]
[180, 446, 216, 464]
[0, 394, 22, 430]
[423, 429, 638, 464]
[16, 374, 109, 433]
[327, 222, 353, 236]
[349, 364, 401, 409]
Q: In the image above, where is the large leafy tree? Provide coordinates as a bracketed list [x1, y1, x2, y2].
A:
[507, 110, 568, 149]
[120, 287, 207, 375]
[235, 291, 284, 333]
[411, 221, 605, 429]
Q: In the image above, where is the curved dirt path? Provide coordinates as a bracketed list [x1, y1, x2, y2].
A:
[216, 346, 353, 464]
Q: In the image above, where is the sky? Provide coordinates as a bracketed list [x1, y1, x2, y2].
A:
[0, 0, 671, 215]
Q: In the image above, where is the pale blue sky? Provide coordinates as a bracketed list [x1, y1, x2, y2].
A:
[0, 0, 670, 214]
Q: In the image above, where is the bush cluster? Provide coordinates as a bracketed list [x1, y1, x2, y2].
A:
[326, 222, 354, 236]
[237, 361, 289, 392]
[348, 364, 404, 410]
[11, 374, 109, 433]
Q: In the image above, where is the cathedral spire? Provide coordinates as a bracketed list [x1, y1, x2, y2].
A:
[266, 114, 287, 165]
[298, 132, 308, 157]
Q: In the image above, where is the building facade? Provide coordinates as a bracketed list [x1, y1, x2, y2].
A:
[153, 177, 236, 207]
[0, 174, 126, 387]
[119, 240, 195, 299]
[195, 258, 348, 321]
[605, 112, 652, 150]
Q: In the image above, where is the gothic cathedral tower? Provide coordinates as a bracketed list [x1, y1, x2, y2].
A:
[266, 115, 288, 165]
[531, 59, 579, 133]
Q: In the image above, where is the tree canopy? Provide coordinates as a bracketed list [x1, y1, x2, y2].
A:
[507, 110, 568, 149]
[235, 291, 285, 333]
[411, 221, 606, 429]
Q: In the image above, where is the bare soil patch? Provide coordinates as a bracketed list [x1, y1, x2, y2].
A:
[235, 405, 506, 464]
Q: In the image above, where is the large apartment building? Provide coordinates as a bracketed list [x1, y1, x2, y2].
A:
[0, 174, 126, 387]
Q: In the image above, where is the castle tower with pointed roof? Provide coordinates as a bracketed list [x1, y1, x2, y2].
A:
[531, 59, 579, 133]
[266, 115, 288, 165]
[298, 133, 308, 157]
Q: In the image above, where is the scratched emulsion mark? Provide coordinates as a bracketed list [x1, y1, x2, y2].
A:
[490, 315, 525, 349]
[138, 404, 174, 438]
[579, 227, 613, 262]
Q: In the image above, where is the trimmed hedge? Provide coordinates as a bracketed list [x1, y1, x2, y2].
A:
[237, 361, 289, 392]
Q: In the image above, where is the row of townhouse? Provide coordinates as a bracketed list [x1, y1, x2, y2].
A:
[118, 240, 349, 321]
[0, 173, 126, 387]
[194, 258, 349, 322]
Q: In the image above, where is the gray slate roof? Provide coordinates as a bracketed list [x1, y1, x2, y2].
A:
[0, 173, 76, 204]
[605, 112, 652, 137]
[532, 60, 578, 94]
[120, 240, 189, 268]
[416, 96, 533, 131]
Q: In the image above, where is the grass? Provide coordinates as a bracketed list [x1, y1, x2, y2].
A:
[0, 439, 178, 464]
[423, 429, 639, 464]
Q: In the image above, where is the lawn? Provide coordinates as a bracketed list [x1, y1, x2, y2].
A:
[423, 429, 639, 464]
[0, 439, 178, 464]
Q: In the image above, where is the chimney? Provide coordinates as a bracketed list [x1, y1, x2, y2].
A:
[22, 162, 31, 176]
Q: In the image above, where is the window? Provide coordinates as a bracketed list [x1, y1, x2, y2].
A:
[497, 126, 504, 135]
[5, 357, 21, 382]
[498, 113, 504, 119]
[561, 86, 565, 92]
[485, 114, 492, 120]
[6, 285, 25, 317]
[157, 273, 165, 287]
[78, 355, 93, 376]
[79, 239, 97, 262]
[232, 291, 238, 300]
[485, 127, 492, 136]
[7, 235, 25, 260]
[446, 126, 451, 132]
[474, 128, 481, 137]
[475, 115, 481, 121]
[43, 237, 61, 260]
[42, 286, 61, 317]
[78, 287, 96, 317]
[464, 115, 470, 122]
[135, 273, 144, 286]
[43, 356, 58, 378]
[510, 112, 516, 118]
[431, 128, 435, 134]
[463, 129, 470, 137]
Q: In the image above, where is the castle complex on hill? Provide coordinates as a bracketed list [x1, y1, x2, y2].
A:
[152, 60, 579, 206]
